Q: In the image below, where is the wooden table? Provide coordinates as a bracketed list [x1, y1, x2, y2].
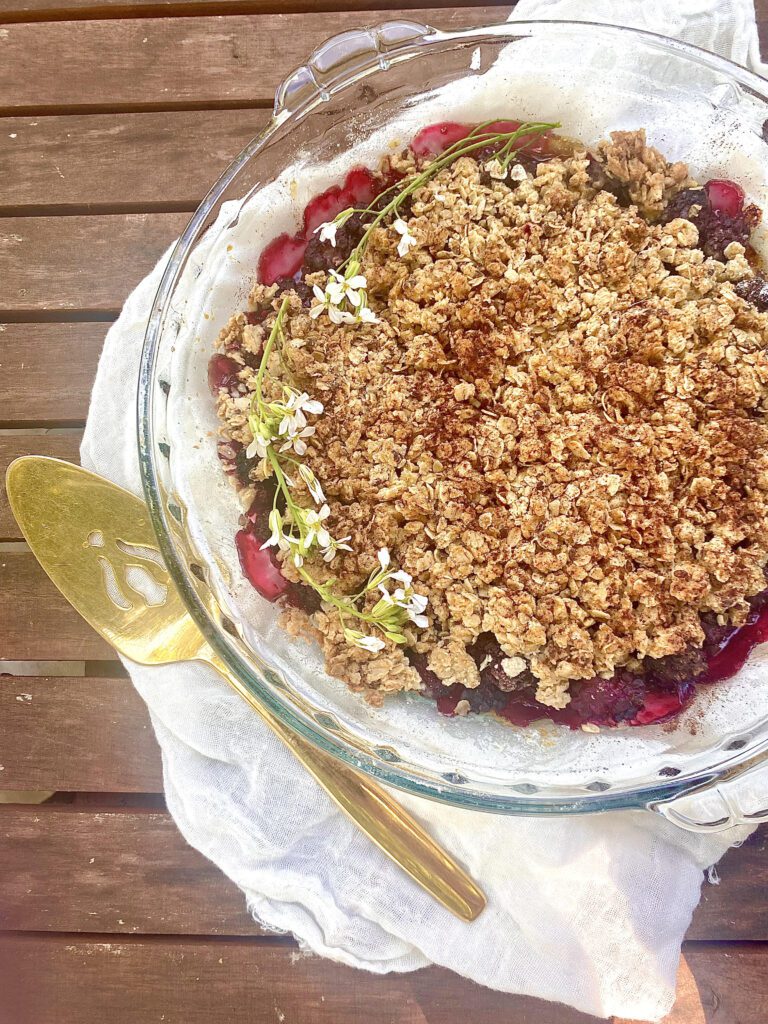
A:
[1, 2, 768, 1021]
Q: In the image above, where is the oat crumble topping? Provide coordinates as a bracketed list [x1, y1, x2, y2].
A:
[213, 129, 768, 713]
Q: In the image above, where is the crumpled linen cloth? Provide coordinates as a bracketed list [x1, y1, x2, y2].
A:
[80, 2, 765, 1018]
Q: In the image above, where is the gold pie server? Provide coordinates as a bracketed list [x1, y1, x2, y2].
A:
[6, 456, 485, 922]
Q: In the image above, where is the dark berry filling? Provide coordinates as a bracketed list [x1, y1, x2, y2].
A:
[662, 178, 762, 260]
[257, 166, 381, 285]
[216, 439, 255, 488]
[234, 528, 290, 602]
[410, 602, 768, 730]
[230, 482, 324, 613]
[735, 275, 768, 312]
[208, 354, 241, 395]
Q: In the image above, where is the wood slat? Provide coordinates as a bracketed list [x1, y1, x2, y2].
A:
[0, 935, 605, 1024]
[0, 549, 114, 659]
[0, 677, 161, 791]
[673, 944, 768, 1023]
[0, 325, 104, 424]
[0, 214, 187, 314]
[0, 0, 499, 20]
[0, 797, 765, 938]
[688, 826, 768, 940]
[0, 8, 509, 113]
[0, 111, 261, 211]
[0, 806, 260, 934]
[0, 435, 83, 538]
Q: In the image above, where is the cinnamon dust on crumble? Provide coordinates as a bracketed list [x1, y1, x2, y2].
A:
[215, 130, 768, 709]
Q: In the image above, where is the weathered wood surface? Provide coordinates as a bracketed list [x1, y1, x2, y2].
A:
[0, 550, 115, 659]
[0, 676, 159, 791]
[0, 214, 188, 314]
[3, 935, 768, 1024]
[0, 111, 262, 211]
[0, 934, 609, 1024]
[0, 801, 766, 939]
[0, 806, 262, 934]
[0, 325, 105, 424]
[0, 9, 509, 113]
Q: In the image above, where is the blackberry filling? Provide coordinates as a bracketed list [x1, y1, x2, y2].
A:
[661, 179, 762, 260]
[409, 606, 768, 729]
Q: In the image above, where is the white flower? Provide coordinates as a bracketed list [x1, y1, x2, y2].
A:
[384, 579, 429, 629]
[291, 391, 323, 417]
[298, 464, 325, 504]
[279, 424, 316, 456]
[315, 221, 338, 246]
[356, 304, 379, 325]
[260, 509, 290, 554]
[378, 547, 391, 570]
[310, 284, 328, 320]
[278, 408, 306, 436]
[327, 269, 368, 308]
[485, 158, 507, 180]
[345, 629, 386, 653]
[328, 304, 356, 326]
[390, 569, 412, 586]
[357, 634, 386, 653]
[393, 218, 417, 257]
[310, 266, 376, 325]
[304, 504, 331, 549]
[278, 391, 324, 438]
[245, 424, 272, 460]
[321, 535, 352, 562]
[314, 208, 354, 248]
[406, 593, 430, 628]
[311, 283, 356, 323]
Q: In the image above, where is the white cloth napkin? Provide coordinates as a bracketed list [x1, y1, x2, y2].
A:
[81, 3, 765, 1019]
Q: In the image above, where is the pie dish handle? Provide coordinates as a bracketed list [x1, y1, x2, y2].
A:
[650, 752, 768, 832]
[273, 20, 435, 117]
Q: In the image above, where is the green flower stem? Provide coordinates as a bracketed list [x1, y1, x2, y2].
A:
[337, 120, 559, 274]
[266, 447, 304, 541]
[254, 294, 290, 409]
[267, 436, 393, 639]
[297, 564, 400, 639]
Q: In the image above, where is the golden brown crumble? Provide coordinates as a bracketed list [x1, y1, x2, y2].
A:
[214, 129, 768, 709]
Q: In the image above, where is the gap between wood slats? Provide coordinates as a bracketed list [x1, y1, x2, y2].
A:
[0, 100, 274, 118]
[0, 202, 200, 217]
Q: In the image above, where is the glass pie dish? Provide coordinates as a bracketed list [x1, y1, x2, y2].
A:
[139, 17, 768, 827]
